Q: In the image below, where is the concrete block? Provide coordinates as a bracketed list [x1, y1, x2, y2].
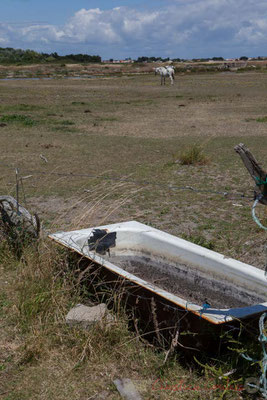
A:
[66, 303, 114, 329]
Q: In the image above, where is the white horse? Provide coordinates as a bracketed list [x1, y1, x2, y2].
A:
[165, 66, 175, 76]
[154, 66, 175, 85]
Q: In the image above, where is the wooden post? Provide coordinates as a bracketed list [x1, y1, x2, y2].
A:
[234, 143, 267, 205]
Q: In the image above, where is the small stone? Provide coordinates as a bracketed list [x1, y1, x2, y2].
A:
[66, 303, 114, 329]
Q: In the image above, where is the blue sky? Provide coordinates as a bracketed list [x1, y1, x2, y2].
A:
[1, 0, 267, 59]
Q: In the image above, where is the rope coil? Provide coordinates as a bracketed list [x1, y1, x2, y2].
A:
[252, 196, 267, 231]
[242, 312, 267, 398]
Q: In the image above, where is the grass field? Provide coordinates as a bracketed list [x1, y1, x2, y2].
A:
[1, 71, 267, 263]
[1, 69, 267, 399]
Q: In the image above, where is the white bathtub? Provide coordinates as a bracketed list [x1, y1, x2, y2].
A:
[49, 221, 267, 325]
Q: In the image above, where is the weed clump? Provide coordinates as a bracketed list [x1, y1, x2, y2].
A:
[179, 144, 209, 166]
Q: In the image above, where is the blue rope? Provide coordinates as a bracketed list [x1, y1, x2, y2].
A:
[198, 301, 211, 318]
[201, 301, 211, 311]
[242, 312, 267, 398]
[252, 197, 267, 231]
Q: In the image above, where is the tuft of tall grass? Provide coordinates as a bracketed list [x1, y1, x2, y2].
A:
[179, 144, 209, 166]
[15, 242, 78, 333]
[1, 180, 143, 360]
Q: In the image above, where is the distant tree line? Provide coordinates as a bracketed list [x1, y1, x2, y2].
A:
[0, 47, 101, 64]
[135, 56, 172, 63]
[1, 47, 266, 65]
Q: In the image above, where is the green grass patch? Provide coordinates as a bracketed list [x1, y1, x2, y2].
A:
[0, 114, 36, 126]
[60, 120, 75, 126]
[256, 116, 267, 122]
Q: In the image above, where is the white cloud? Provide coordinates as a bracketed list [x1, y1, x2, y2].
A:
[64, 8, 122, 43]
[1, 1, 267, 58]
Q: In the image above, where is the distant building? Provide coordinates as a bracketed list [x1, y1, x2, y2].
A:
[102, 59, 134, 64]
